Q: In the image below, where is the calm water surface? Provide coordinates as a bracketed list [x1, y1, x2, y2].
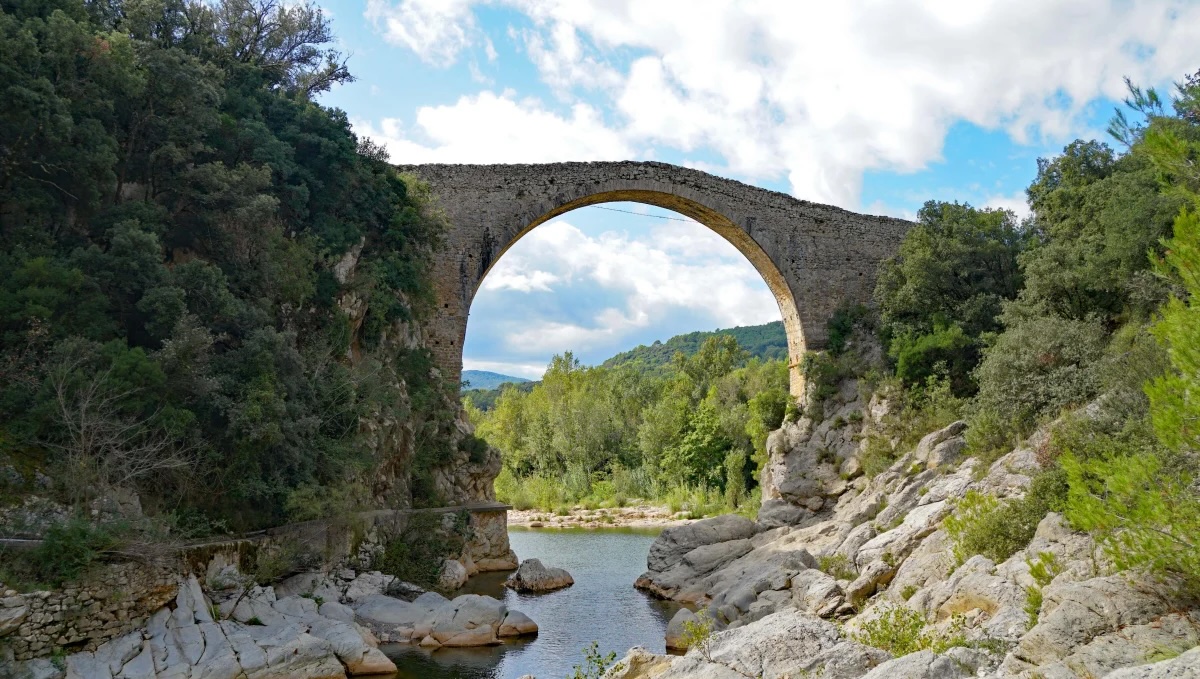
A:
[384, 526, 686, 679]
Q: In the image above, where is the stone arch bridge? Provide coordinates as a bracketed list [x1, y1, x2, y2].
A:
[397, 161, 911, 398]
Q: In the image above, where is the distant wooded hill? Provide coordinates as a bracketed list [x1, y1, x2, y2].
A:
[601, 320, 787, 373]
[463, 320, 787, 409]
[462, 370, 531, 391]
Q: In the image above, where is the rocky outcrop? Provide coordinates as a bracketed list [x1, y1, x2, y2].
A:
[634, 514, 758, 600]
[504, 559, 574, 592]
[351, 590, 537, 647]
[607, 610, 890, 679]
[1106, 647, 1200, 678]
[3, 574, 394, 679]
[625, 374, 1200, 679]
[438, 559, 469, 591]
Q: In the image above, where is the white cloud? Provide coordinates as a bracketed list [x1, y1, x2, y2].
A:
[362, 0, 1200, 208]
[481, 268, 559, 292]
[352, 91, 633, 163]
[462, 358, 548, 380]
[984, 190, 1033, 221]
[476, 218, 781, 355]
[364, 0, 476, 67]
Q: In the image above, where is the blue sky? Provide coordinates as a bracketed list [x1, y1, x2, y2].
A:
[317, 1, 1200, 378]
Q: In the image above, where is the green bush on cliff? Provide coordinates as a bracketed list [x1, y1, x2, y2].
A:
[0, 518, 132, 589]
[944, 470, 1068, 565]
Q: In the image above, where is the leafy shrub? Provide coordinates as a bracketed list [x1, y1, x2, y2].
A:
[736, 487, 762, 520]
[569, 641, 620, 679]
[964, 407, 1018, 468]
[801, 351, 851, 419]
[284, 482, 368, 522]
[851, 605, 969, 656]
[0, 518, 132, 588]
[723, 450, 747, 509]
[817, 553, 857, 580]
[943, 470, 1068, 565]
[973, 313, 1107, 434]
[859, 435, 896, 479]
[827, 304, 871, 356]
[459, 434, 491, 464]
[663, 483, 723, 518]
[681, 610, 716, 660]
[372, 513, 467, 590]
[888, 324, 978, 396]
[1023, 552, 1061, 629]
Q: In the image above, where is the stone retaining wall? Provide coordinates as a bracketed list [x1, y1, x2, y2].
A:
[1, 561, 179, 661]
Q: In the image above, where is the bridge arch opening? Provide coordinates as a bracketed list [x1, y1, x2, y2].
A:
[462, 190, 808, 398]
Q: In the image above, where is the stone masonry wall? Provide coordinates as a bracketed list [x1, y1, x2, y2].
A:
[1, 561, 179, 661]
[397, 161, 911, 397]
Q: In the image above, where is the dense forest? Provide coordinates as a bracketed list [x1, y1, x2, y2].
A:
[0, 0, 452, 533]
[468, 339, 790, 515]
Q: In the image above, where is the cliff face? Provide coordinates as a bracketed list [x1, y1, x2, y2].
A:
[337, 249, 501, 511]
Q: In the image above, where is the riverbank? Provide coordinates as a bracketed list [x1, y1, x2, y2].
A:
[391, 526, 685, 678]
[508, 504, 697, 529]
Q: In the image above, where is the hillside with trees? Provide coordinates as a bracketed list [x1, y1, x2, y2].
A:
[467, 338, 790, 515]
[0, 0, 457, 535]
[602, 320, 787, 374]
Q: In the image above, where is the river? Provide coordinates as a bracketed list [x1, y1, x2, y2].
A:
[384, 526, 686, 679]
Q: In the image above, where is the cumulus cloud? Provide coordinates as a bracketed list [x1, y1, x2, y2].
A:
[363, 0, 476, 67]
[362, 0, 1200, 208]
[481, 268, 559, 292]
[984, 190, 1033, 220]
[475, 217, 781, 355]
[352, 91, 633, 163]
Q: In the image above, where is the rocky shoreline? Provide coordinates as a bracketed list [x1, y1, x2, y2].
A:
[600, 376, 1200, 678]
[4, 564, 541, 679]
[508, 504, 697, 530]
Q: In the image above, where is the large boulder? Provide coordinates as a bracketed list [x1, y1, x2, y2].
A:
[428, 594, 507, 647]
[857, 648, 979, 679]
[665, 608, 698, 651]
[353, 591, 448, 640]
[307, 618, 397, 675]
[1014, 575, 1182, 666]
[497, 610, 538, 637]
[438, 559, 469, 591]
[505, 559, 574, 592]
[608, 610, 889, 679]
[343, 571, 395, 603]
[646, 515, 758, 574]
[912, 421, 967, 470]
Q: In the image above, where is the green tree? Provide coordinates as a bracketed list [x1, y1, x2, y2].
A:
[1062, 72, 1200, 596]
[874, 201, 1026, 393]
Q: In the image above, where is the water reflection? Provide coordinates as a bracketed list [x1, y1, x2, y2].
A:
[385, 526, 685, 679]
